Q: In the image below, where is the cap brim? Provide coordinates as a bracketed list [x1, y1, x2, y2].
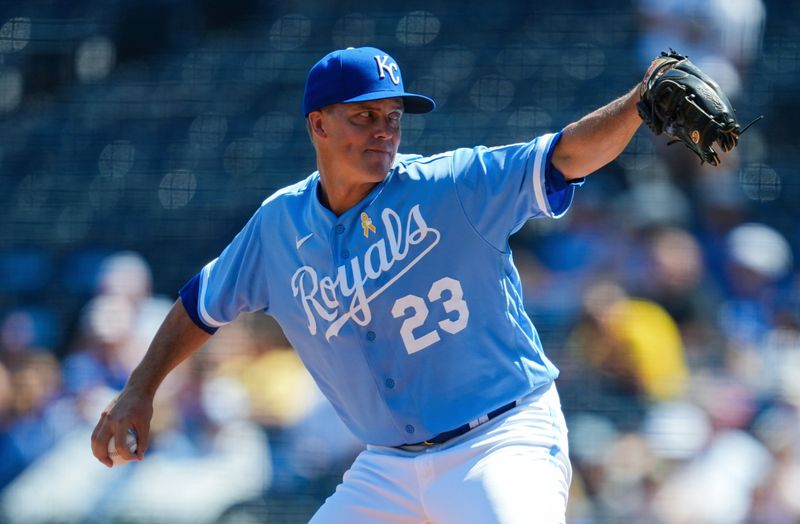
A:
[343, 90, 435, 114]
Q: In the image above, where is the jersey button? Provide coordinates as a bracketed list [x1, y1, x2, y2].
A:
[405, 424, 415, 434]
[385, 378, 395, 389]
[335, 224, 345, 234]
[341, 249, 350, 259]
[366, 331, 376, 341]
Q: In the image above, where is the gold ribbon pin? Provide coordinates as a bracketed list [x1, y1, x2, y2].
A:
[361, 212, 376, 237]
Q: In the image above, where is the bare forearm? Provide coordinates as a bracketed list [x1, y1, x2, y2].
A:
[92, 298, 211, 466]
[126, 298, 211, 396]
[552, 86, 642, 180]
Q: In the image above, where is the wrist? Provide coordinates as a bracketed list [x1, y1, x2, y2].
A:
[125, 370, 160, 398]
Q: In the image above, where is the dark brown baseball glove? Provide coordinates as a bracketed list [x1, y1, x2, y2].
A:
[638, 50, 742, 166]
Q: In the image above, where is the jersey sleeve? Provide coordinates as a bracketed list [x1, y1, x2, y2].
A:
[179, 206, 271, 333]
[451, 131, 582, 249]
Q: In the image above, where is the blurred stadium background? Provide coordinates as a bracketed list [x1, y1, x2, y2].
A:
[1, 0, 799, 522]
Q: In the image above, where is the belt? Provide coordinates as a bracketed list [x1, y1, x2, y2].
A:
[401, 399, 520, 448]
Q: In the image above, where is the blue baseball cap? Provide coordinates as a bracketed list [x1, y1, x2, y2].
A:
[302, 47, 435, 116]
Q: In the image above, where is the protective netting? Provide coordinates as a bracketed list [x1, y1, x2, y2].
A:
[1, 1, 799, 523]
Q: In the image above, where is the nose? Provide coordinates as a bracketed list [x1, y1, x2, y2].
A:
[373, 117, 397, 141]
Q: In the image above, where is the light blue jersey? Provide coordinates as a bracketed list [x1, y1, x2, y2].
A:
[181, 132, 578, 446]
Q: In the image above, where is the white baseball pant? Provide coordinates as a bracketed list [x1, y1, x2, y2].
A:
[310, 382, 571, 524]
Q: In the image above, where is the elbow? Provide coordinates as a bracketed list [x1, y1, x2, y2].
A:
[551, 152, 591, 181]
[551, 124, 592, 180]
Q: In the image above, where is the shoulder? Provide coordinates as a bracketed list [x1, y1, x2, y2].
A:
[394, 142, 540, 181]
[395, 142, 536, 170]
[391, 150, 465, 181]
[236, 173, 316, 232]
[250, 172, 318, 223]
[261, 172, 317, 207]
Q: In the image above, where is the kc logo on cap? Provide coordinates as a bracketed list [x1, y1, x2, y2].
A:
[374, 55, 401, 85]
[302, 47, 435, 116]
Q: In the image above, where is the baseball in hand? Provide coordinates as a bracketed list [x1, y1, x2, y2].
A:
[108, 428, 138, 466]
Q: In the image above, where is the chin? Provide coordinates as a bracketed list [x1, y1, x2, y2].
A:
[364, 163, 393, 180]
[361, 151, 395, 178]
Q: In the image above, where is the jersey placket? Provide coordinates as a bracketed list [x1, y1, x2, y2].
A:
[332, 202, 414, 440]
[332, 221, 350, 264]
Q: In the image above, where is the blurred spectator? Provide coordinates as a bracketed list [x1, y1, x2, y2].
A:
[61, 251, 172, 396]
[564, 280, 689, 412]
[94, 251, 173, 370]
[636, 226, 725, 368]
[61, 294, 138, 394]
[652, 428, 773, 523]
[0, 310, 38, 357]
[718, 223, 793, 393]
[748, 403, 800, 523]
[639, 227, 708, 323]
[0, 351, 63, 490]
[724, 222, 792, 301]
[96, 251, 155, 304]
[0, 306, 64, 490]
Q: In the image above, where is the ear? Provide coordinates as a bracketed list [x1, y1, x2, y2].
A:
[307, 111, 327, 139]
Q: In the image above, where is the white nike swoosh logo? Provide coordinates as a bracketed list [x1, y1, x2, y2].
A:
[296, 233, 313, 249]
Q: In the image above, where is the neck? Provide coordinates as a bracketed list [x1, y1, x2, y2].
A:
[317, 172, 379, 216]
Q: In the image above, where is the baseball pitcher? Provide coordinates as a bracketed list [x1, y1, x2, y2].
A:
[91, 46, 740, 523]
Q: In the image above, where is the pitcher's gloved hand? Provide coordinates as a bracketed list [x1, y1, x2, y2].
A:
[638, 50, 741, 166]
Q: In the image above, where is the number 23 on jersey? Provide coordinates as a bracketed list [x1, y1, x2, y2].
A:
[391, 276, 469, 354]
